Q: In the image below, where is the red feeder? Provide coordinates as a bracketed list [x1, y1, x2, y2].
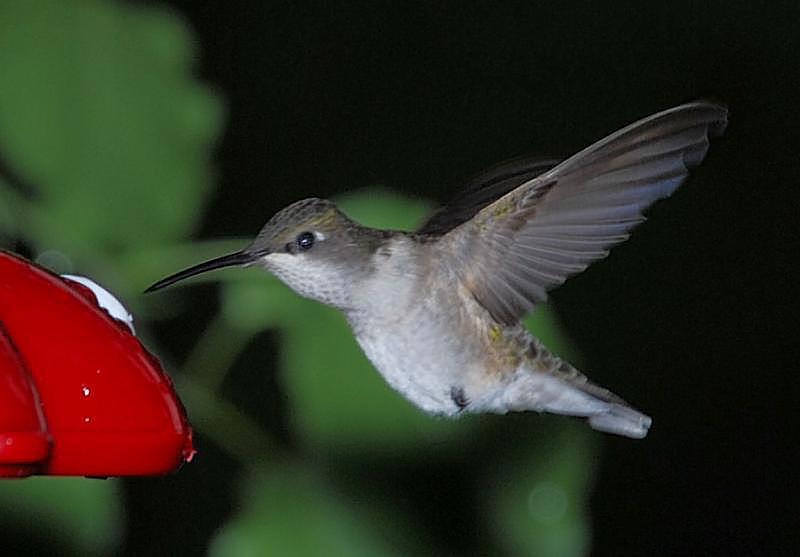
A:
[0, 250, 195, 477]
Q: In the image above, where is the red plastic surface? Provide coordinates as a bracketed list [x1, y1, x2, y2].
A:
[0, 251, 194, 477]
[0, 325, 51, 476]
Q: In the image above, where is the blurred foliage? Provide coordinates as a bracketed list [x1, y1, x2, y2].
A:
[0, 1, 594, 556]
[0, 0, 222, 280]
[0, 477, 122, 556]
[209, 464, 424, 557]
[484, 428, 595, 557]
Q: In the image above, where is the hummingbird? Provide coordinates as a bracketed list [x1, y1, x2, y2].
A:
[147, 101, 727, 438]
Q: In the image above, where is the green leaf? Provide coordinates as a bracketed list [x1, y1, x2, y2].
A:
[336, 188, 432, 230]
[209, 464, 420, 557]
[0, 0, 223, 263]
[0, 478, 122, 555]
[483, 426, 596, 557]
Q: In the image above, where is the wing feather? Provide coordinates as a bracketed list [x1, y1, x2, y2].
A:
[439, 101, 728, 324]
[417, 157, 560, 235]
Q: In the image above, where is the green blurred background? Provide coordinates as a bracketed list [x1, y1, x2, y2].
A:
[0, 1, 796, 555]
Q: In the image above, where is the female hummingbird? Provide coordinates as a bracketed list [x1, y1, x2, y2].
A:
[147, 101, 727, 438]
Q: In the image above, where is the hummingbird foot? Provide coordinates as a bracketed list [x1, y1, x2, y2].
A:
[449, 386, 470, 412]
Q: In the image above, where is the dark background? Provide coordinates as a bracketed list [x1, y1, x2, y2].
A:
[3, 1, 798, 555]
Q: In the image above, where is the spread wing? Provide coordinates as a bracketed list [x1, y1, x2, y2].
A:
[417, 156, 560, 236]
[439, 101, 728, 324]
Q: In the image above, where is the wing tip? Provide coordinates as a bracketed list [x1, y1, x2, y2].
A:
[678, 98, 729, 136]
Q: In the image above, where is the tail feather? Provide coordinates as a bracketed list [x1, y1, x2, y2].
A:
[588, 403, 652, 439]
[548, 362, 653, 439]
[547, 364, 653, 439]
[509, 338, 653, 438]
[481, 334, 653, 438]
[540, 378, 653, 439]
[489, 364, 653, 438]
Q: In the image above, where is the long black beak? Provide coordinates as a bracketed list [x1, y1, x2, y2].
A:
[144, 251, 257, 293]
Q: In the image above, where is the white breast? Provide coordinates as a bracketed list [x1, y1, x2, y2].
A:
[346, 237, 483, 414]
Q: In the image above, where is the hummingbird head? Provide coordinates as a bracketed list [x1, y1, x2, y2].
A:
[146, 198, 381, 309]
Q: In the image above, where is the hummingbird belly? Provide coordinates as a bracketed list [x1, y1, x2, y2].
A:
[346, 289, 509, 415]
[345, 308, 481, 414]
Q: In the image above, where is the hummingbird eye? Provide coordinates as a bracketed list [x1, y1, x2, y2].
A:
[296, 231, 315, 251]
